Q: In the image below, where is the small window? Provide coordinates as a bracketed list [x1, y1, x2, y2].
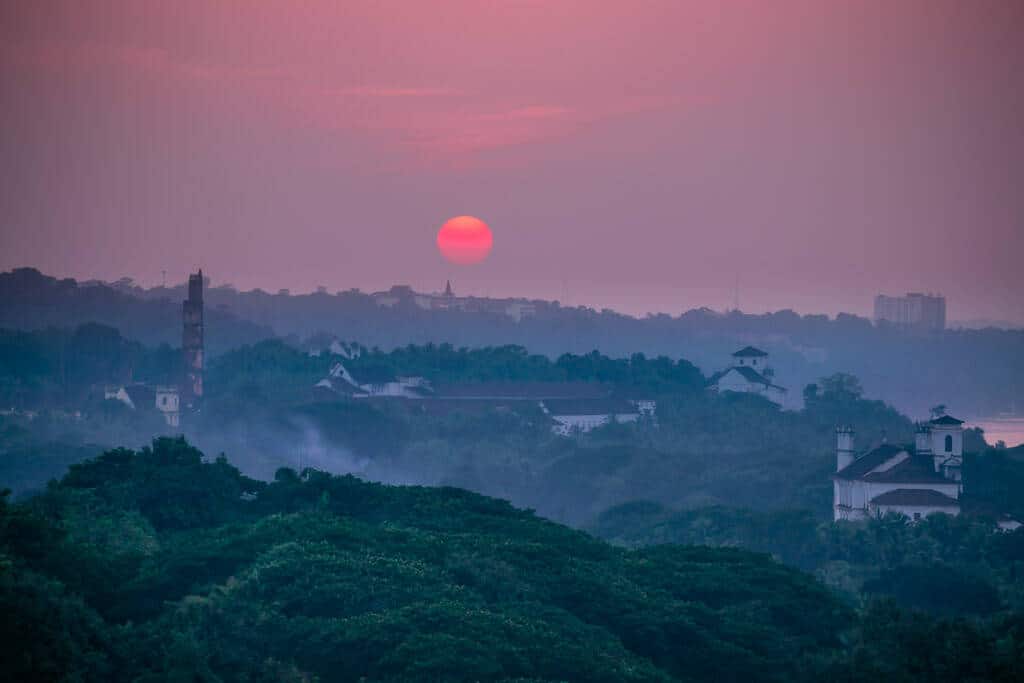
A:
[945, 435, 953, 452]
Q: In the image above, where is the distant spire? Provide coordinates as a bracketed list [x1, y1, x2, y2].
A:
[444, 279, 453, 297]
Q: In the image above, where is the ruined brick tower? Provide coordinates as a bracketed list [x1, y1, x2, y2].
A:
[182, 270, 204, 409]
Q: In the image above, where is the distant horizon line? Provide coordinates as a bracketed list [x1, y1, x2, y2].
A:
[6, 265, 1022, 331]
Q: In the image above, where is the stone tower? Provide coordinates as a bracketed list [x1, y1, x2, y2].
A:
[182, 270, 204, 409]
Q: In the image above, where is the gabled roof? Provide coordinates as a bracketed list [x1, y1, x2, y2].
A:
[835, 444, 953, 483]
[733, 366, 787, 391]
[862, 454, 950, 484]
[929, 415, 964, 426]
[870, 489, 959, 507]
[707, 366, 786, 392]
[834, 444, 908, 480]
[732, 346, 768, 358]
[733, 365, 772, 385]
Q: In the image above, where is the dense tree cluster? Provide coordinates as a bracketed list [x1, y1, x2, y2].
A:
[340, 342, 707, 395]
[0, 325, 179, 409]
[4, 437, 857, 682]
[592, 494, 1024, 615]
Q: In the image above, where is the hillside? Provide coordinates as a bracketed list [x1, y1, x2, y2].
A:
[0, 437, 852, 682]
[5, 438, 1022, 681]
[0, 268, 273, 356]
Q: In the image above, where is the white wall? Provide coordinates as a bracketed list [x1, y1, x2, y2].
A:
[551, 413, 639, 436]
[834, 479, 960, 521]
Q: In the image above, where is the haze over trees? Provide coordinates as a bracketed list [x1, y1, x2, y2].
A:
[3, 267, 1023, 416]
[3, 268, 1024, 681]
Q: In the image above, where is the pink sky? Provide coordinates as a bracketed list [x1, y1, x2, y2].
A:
[2, 1, 1022, 322]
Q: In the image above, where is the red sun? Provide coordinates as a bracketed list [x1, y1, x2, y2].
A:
[436, 216, 493, 265]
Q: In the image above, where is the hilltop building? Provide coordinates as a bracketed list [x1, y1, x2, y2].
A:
[369, 282, 538, 321]
[874, 292, 945, 330]
[706, 346, 787, 404]
[103, 384, 180, 428]
[312, 362, 653, 436]
[182, 270, 204, 409]
[832, 415, 965, 522]
[316, 361, 432, 398]
[542, 398, 651, 436]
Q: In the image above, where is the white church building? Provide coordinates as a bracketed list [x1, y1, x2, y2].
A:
[832, 415, 965, 522]
[707, 346, 787, 404]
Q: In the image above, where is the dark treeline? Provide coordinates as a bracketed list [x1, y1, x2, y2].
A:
[3, 267, 1023, 416]
[3, 437, 1023, 682]
[592, 497, 1024, 615]
[0, 325, 179, 408]
[326, 341, 707, 394]
[0, 268, 272, 356]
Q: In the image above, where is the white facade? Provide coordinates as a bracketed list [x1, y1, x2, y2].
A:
[325, 361, 432, 398]
[707, 347, 787, 406]
[104, 384, 180, 428]
[714, 368, 787, 403]
[548, 411, 640, 436]
[155, 386, 180, 428]
[541, 399, 650, 436]
[833, 477, 960, 521]
[832, 417, 964, 522]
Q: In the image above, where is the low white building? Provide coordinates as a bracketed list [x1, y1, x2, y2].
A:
[707, 346, 787, 404]
[319, 361, 433, 398]
[106, 383, 180, 428]
[832, 415, 966, 522]
[541, 398, 645, 436]
[154, 386, 180, 428]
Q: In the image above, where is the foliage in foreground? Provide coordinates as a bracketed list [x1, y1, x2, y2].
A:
[3, 438, 1023, 681]
[2, 437, 850, 682]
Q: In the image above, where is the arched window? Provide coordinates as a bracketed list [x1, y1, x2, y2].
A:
[945, 434, 953, 452]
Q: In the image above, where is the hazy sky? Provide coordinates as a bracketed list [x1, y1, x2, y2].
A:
[2, 1, 1022, 321]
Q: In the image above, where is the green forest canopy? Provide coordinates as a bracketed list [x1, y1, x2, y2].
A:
[3, 437, 1024, 682]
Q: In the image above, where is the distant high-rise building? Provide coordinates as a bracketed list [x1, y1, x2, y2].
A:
[874, 292, 945, 330]
[182, 270, 204, 408]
